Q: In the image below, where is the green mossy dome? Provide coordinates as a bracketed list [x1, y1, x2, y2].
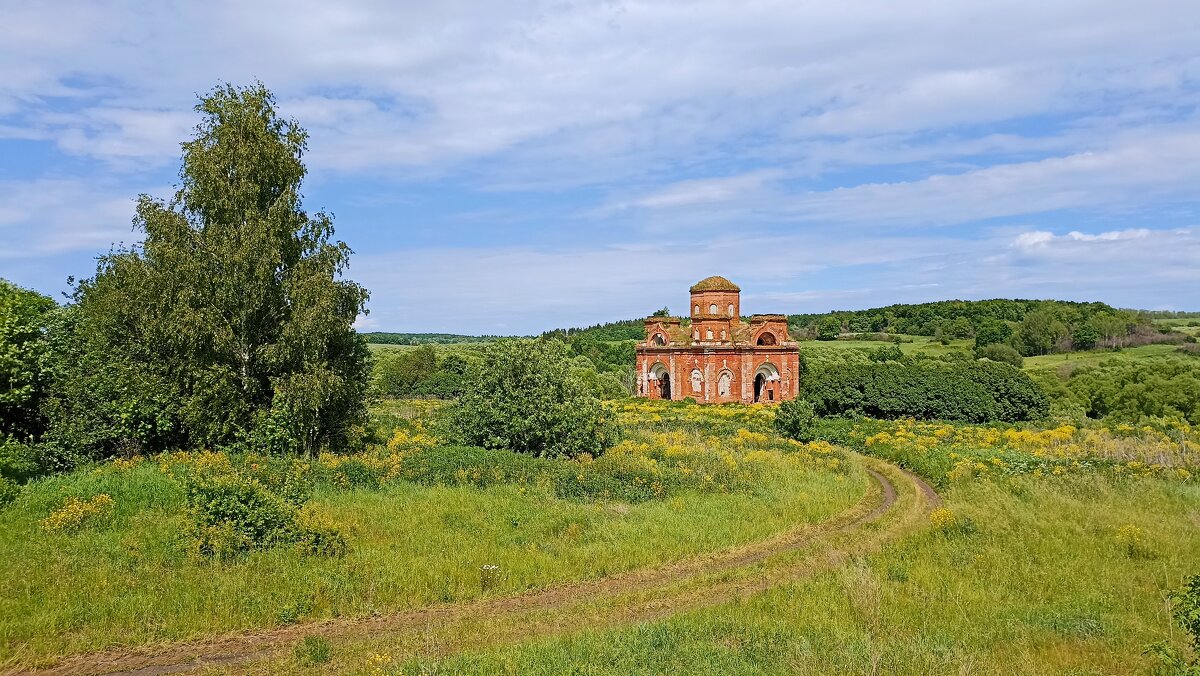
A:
[689, 276, 741, 293]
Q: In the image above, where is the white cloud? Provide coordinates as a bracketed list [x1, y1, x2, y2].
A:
[1014, 228, 1154, 250]
[2, 1, 1198, 176]
[0, 179, 144, 258]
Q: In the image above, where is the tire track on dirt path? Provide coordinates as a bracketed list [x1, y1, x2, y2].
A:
[23, 455, 939, 676]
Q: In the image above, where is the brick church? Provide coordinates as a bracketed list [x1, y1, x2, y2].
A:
[636, 276, 801, 404]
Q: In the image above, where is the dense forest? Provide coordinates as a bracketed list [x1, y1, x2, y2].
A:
[537, 299, 1190, 358]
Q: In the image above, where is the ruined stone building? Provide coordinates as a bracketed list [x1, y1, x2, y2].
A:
[635, 276, 801, 404]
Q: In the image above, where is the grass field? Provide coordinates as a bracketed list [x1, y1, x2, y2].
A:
[8, 398, 1198, 673]
[384, 475, 1199, 675]
[1022, 343, 1185, 371]
[0, 402, 863, 667]
[283, 410, 1200, 675]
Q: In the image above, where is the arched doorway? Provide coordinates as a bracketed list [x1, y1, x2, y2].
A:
[756, 332, 777, 346]
[650, 363, 671, 401]
[753, 363, 780, 402]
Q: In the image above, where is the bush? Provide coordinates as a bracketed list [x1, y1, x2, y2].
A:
[0, 436, 39, 483]
[446, 339, 614, 458]
[0, 476, 20, 508]
[185, 474, 297, 557]
[974, 343, 1024, 368]
[869, 345, 905, 363]
[774, 399, 817, 442]
[803, 360, 1048, 422]
[295, 636, 332, 665]
[1174, 574, 1200, 653]
[1034, 358, 1200, 424]
[292, 506, 349, 557]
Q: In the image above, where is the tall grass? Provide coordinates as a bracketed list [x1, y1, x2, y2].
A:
[0, 404, 862, 666]
[374, 474, 1200, 675]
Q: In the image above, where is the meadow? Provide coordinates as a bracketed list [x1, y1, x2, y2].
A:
[284, 406, 1200, 675]
[0, 400, 865, 668]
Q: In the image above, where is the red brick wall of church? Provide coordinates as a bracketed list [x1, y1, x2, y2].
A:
[636, 348, 800, 404]
[689, 291, 740, 319]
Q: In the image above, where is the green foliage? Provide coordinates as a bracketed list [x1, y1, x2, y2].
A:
[374, 346, 439, 397]
[541, 319, 643, 343]
[0, 280, 56, 443]
[0, 435, 40, 483]
[868, 345, 906, 363]
[0, 476, 19, 508]
[1174, 575, 1200, 654]
[1033, 358, 1200, 424]
[792, 298, 1123, 338]
[974, 318, 1012, 348]
[1072, 323, 1101, 350]
[179, 463, 345, 560]
[295, 636, 332, 665]
[974, 343, 1024, 368]
[774, 399, 816, 442]
[1013, 308, 1070, 356]
[815, 316, 841, 341]
[944, 316, 975, 339]
[446, 339, 614, 458]
[46, 83, 369, 460]
[184, 474, 299, 558]
[364, 332, 500, 345]
[803, 360, 1048, 422]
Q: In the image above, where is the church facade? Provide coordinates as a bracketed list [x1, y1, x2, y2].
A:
[635, 276, 801, 404]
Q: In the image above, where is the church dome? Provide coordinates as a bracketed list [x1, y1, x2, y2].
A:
[689, 276, 741, 293]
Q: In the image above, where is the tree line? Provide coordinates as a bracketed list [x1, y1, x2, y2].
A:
[790, 299, 1189, 356]
[362, 332, 504, 345]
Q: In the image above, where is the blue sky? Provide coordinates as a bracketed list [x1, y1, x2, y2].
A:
[1, 1, 1199, 334]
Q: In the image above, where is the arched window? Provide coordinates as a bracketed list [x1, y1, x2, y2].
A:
[706, 329, 713, 340]
[690, 369, 703, 393]
[652, 333, 666, 346]
[694, 305, 699, 315]
[757, 332, 777, 346]
[728, 304, 734, 316]
[717, 370, 732, 397]
[709, 303, 717, 314]
[720, 330, 726, 340]
[693, 330, 699, 340]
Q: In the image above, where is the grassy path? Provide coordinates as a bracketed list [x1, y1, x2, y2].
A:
[25, 455, 938, 676]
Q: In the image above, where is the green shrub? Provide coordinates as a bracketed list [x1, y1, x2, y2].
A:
[294, 636, 332, 665]
[0, 476, 20, 508]
[974, 343, 1024, 368]
[446, 339, 614, 458]
[1175, 575, 1200, 653]
[1035, 358, 1200, 425]
[0, 436, 39, 483]
[292, 507, 349, 557]
[1148, 574, 1200, 673]
[802, 360, 1047, 422]
[184, 474, 296, 557]
[774, 399, 817, 442]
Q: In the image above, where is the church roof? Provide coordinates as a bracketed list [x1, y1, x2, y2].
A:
[689, 275, 741, 293]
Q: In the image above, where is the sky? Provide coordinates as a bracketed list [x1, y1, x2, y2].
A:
[1, 1, 1199, 334]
